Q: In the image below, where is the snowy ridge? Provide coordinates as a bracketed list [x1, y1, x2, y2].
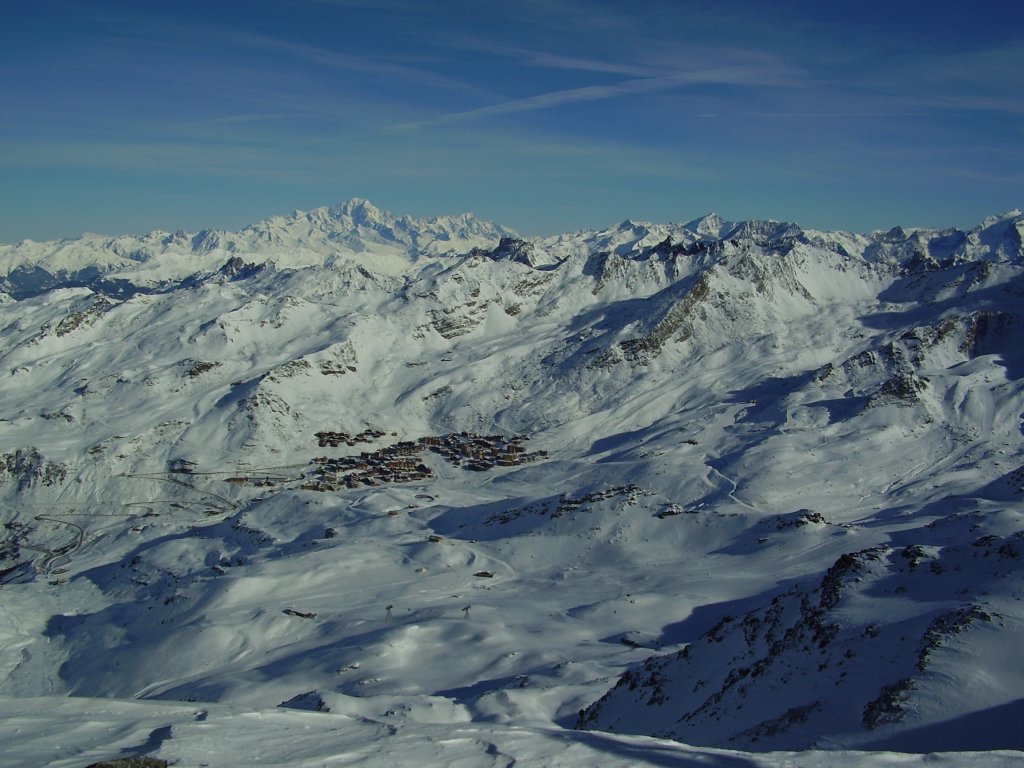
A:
[0, 198, 518, 294]
[1, 203, 1024, 765]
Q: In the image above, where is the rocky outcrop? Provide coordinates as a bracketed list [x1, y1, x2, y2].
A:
[578, 532, 1023, 750]
[0, 448, 68, 492]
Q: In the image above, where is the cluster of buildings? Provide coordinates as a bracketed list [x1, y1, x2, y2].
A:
[304, 447, 432, 491]
[314, 428, 389, 448]
[419, 432, 547, 471]
[301, 431, 547, 491]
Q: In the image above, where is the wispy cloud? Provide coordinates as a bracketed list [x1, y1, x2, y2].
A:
[393, 62, 804, 131]
[444, 39, 662, 79]
[213, 29, 494, 100]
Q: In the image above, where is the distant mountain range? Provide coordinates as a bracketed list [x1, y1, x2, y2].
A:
[1, 201, 1023, 763]
[4, 198, 1020, 296]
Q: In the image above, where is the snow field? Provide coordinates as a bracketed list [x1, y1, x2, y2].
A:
[2, 204, 1024, 762]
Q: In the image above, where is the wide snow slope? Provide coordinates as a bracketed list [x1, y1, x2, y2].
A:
[1, 203, 1023, 766]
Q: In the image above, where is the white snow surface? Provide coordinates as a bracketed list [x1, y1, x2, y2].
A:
[1, 201, 1024, 766]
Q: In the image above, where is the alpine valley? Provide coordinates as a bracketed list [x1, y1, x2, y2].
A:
[2, 199, 1024, 767]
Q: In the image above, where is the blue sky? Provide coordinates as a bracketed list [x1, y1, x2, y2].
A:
[1, 0, 1022, 241]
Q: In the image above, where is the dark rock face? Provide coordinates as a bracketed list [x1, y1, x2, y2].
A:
[489, 237, 538, 267]
[0, 448, 68, 492]
[578, 534, 1021, 750]
[279, 690, 330, 712]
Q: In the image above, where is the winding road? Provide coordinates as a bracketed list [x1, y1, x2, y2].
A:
[31, 516, 85, 576]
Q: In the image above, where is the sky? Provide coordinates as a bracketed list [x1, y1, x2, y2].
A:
[1, 0, 1022, 242]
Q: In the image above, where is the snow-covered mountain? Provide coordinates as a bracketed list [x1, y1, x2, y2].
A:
[0, 198, 517, 296]
[2, 201, 1023, 767]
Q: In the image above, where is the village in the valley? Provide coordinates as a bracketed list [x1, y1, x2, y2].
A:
[299, 430, 548, 491]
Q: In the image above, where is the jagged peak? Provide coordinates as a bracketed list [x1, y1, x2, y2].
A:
[723, 218, 803, 243]
[683, 212, 729, 238]
[969, 211, 1024, 262]
[617, 218, 651, 230]
[481, 236, 542, 267]
[974, 209, 1023, 239]
[980, 209, 1023, 228]
[681, 214, 804, 248]
[331, 197, 387, 224]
